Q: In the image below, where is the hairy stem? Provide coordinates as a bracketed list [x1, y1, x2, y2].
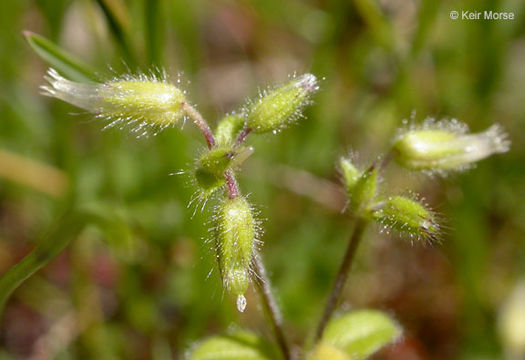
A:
[314, 217, 368, 341]
[252, 254, 293, 360]
[235, 127, 252, 147]
[182, 103, 216, 149]
[225, 170, 239, 199]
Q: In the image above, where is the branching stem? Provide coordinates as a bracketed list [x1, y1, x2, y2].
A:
[183, 105, 292, 358]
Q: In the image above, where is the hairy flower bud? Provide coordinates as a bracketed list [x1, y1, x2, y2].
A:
[393, 119, 510, 173]
[246, 73, 318, 134]
[215, 113, 245, 146]
[41, 68, 186, 134]
[214, 196, 257, 312]
[339, 157, 362, 195]
[372, 195, 439, 242]
[194, 146, 253, 198]
[348, 167, 378, 216]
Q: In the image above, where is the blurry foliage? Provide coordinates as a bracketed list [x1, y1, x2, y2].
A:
[0, 0, 524, 359]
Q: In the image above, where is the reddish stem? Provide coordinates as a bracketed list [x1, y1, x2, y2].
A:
[235, 127, 252, 147]
[225, 170, 239, 199]
[182, 103, 216, 149]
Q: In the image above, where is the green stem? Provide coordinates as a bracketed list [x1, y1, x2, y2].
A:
[314, 217, 368, 341]
[0, 211, 85, 317]
[252, 253, 293, 360]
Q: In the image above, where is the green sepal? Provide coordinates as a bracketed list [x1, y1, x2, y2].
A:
[349, 167, 378, 216]
[216, 114, 245, 145]
[246, 74, 317, 134]
[372, 195, 439, 242]
[198, 147, 236, 176]
[215, 196, 256, 311]
[340, 158, 362, 195]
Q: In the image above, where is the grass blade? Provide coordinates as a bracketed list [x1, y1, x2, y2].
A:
[23, 30, 98, 82]
[0, 210, 84, 317]
[145, 0, 164, 66]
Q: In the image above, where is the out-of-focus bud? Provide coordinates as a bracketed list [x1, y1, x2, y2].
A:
[498, 281, 525, 360]
[215, 113, 245, 146]
[308, 343, 351, 360]
[348, 167, 378, 216]
[41, 68, 186, 133]
[372, 195, 439, 242]
[190, 331, 280, 360]
[321, 310, 402, 360]
[214, 196, 257, 312]
[339, 157, 362, 195]
[246, 73, 319, 134]
[393, 120, 510, 173]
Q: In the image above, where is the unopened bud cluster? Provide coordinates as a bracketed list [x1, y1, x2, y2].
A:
[339, 117, 510, 243]
[340, 157, 439, 242]
[41, 69, 320, 312]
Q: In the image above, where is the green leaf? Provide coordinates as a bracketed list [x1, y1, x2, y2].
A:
[145, 0, 164, 65]
[23, 31, 98, 82]
[189, 331, 281, 360]
[322, 310, 402, 360]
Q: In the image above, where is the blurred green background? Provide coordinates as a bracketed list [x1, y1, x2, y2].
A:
[1, 0, 525, 359]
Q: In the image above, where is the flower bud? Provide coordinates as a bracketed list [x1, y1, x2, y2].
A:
[215, 113, 245, 146]
[393, 120, 510, 172]
[339, 157, 362, 194]
[194, 146, 253, 198]
[372, 195, 439, 242]
[214, 196, 257, 312]
[42, 68, 186, 133]
[348, 167, 378, 216]
[246, 73, 318, 134]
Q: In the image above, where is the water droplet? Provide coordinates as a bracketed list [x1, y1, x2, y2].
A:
[236, 294, 247, 313]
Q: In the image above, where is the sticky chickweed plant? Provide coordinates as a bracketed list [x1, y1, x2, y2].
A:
[0, 32, 511, 360]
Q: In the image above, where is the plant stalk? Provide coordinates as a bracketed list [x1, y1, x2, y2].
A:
[235, 127, 252, 147]
[183, 106, 292, 358]
[252, 254, 293, 360]
[314, 217, 368, 341]
[182, 103, 216, 149]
